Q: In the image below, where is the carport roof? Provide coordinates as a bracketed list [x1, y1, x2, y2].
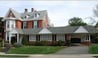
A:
[13, 26, 98, 34]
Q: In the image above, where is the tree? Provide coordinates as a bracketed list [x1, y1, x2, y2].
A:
[68, 17, 87, 26]
[95, 22, 98, 27]
[94, 5, 98, 17]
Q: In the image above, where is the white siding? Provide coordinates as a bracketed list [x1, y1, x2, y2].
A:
[56, 34, 65, 41]
[40, 35, 52, 41]
[29, 35, 36, 41]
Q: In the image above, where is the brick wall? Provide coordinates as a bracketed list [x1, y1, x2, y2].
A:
[27, 21, 33, 28]
[16, 20, 22, 29]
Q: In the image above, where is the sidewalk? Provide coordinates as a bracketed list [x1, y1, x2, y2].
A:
[0, 52, 98, 58]
[28, 54, 98, 58]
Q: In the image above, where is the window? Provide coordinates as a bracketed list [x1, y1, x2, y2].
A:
[34, 13, 40, 18]
[23, 22, 27, 29]
[24, 15, 30, 19]
[29, 35, 36, 41]
[34, 21, 37, 28]
[7, 22, 9, 28]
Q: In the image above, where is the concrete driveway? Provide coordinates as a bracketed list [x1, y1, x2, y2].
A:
[55, 46, 89, 54]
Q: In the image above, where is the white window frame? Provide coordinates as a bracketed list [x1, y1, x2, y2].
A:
[34, 21, 37, 28]
[23, 22, 27, 29]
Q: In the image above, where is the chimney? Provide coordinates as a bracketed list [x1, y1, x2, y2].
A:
[25, 8, 28, 12]
[31, 8, 34, 12]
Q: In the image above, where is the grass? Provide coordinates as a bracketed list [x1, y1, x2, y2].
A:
[93, 56, 98, 58]
[89, 44, 98, 54]
[7, 46, 64, 54]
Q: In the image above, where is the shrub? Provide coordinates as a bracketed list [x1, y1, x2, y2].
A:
[0, 42, 2, 47]
[66, 40, 71, 46]
[4, 43, 11, 48]
[13, 43, 22, 48]
[58, 40, 65, 46]
[35, 41, 43, 46]
[3, 43, 11, 52]
[51, 41, 58, 46]
[22, 37, 28, 45]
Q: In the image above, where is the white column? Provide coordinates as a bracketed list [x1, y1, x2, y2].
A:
[19, 35, 23, 44]
[81, 35, 83, 42]
[5, 32, 8, 41]
[89, 34, 91, 41]
[9, 34, 11, 44]
[17, 34, 19, 44]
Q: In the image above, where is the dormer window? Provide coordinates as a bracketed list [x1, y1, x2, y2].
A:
[34, 13, 40, 18]
[24, 15, 30, 19]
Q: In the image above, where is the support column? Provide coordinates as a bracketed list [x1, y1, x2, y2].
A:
[6, 32, 8, 41]
[19, 35, 23, 44]
[88, 34, 91, 42]
[17, 34, 19, 44]
[9, 34, 11, 44]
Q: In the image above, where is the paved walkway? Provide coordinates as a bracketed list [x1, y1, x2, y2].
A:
[55, 46, 89, 54]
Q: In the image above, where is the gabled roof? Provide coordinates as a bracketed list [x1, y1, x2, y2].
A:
[21, 10, 47, 21]
[3, 8, 47, 21]
[4, 8, 21, 20]
[84, 26, 98, 33]
[39, 28, 52, 34]
[74, 26, 88, 33]
[13, 26, 98, 34]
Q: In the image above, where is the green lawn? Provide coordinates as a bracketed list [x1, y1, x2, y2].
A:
[7, 46, 64, 54]
[89, 44, 98, 54]
[93, 56, 98, 58]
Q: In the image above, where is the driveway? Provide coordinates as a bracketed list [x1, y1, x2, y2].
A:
[55, 46, 89, 54]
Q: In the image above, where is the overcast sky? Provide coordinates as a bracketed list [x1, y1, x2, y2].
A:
[0, 1, 98, 26]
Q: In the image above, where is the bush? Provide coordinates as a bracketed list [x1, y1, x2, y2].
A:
[0, 42, 2, 47]
[22, 38, 28, 45]
[4, 43, 11, 48]
[58, 40, 65, 46]
[66, 40, 71, 46]
[35, 41, 43, 46]
[13, 43, 22, 48]
[89, 44, 98, 54]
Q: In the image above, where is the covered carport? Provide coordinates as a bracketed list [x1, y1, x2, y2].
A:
[68, 26, 98, 45]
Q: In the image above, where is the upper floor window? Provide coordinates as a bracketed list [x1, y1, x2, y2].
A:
[23, 22, 27, 29]
[34, 21, 37, 28]
[6, 20, 15, 29]
[7, 21, 9, 28]
[34, 13, 40, 19]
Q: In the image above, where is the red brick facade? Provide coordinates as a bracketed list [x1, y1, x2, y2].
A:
[38, 20, 43, 28]
[16, 20, 22, 29]
[27, 21, 33, 28]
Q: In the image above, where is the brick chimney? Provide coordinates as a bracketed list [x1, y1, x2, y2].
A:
[31, 8, 34, 12]
[24, 8, 28, 12]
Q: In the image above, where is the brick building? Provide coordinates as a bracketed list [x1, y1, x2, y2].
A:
[3, 8, 98, 45]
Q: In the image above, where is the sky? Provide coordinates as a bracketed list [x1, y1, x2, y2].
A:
[0, 1, 98, 27]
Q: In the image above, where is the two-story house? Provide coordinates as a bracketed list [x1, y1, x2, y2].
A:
[3, 8, 98, 45]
